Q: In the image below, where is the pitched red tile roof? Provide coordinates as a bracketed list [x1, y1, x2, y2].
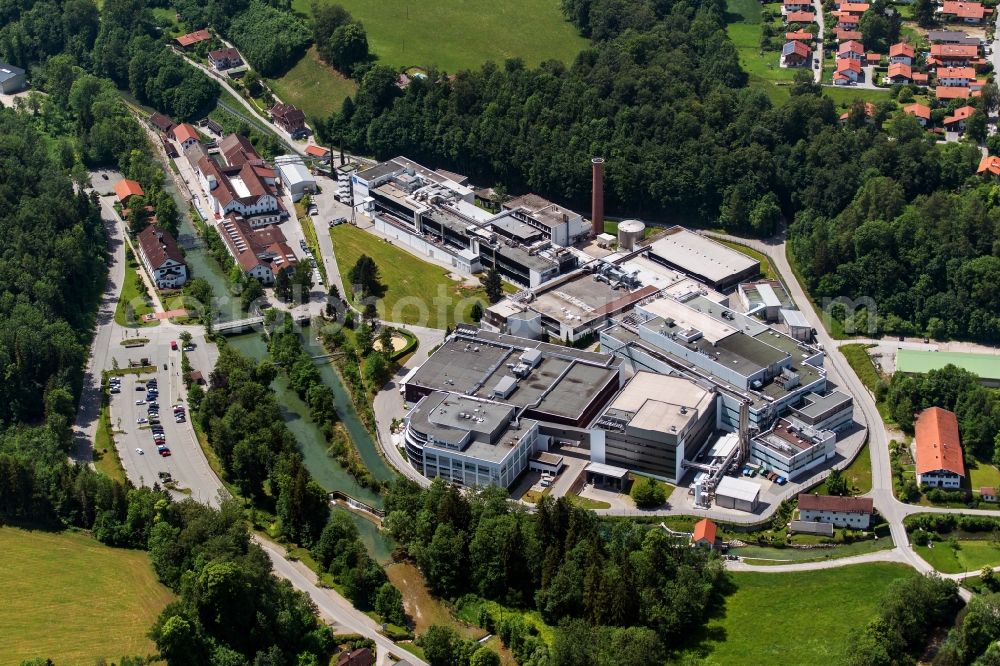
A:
[839, 101, 876, 120]
[692, 518, 717, 544]
[208, 47, 241, 62]
[944, 105, 977, 124]
[978, 155, 1000, 176]
[138, 225, 184, 269]
[941, 1, 988, 19]
[903, 103, 931, 120]
[937, 66, 976, 79]
[888, 62, 913, 79]
[220, 134, 260, 167]
[305, 145, 331, 158]
[785, 40, 812, 58]
[149, 113, 174, 133]
[839, 2, 870, 11]
[114, 179, 144, 202]
[171, 123, 199, 145]
[931, 43, 979, 58]
[786, 10, 816, 21]
[915, 407, 965, 477]
[836, 58, 863, 73]
[981, 487, 996, 495]
[890, 43, 915, 58]
[836, 28, 863, 40]
[936, 86, 977, 99]
[798, 493, 874, 514]
[838, 40, 865, 55]
[913, 72, 929, 83]
[866, 52, 881, 63]
[175, 29, 210, 47]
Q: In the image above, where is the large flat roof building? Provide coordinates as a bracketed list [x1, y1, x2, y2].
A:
[749, 417, 836, 479]
[645, 226, 760, 291]
[402, 328, 624, 486]
[590, 372, 717, 482]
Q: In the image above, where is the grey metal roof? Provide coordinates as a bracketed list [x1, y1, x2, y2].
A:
[0, 64, 24, 83]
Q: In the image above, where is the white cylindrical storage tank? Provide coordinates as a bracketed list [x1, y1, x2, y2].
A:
[617, 219, 646, 251]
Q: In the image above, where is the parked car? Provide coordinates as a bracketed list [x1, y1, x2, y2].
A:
[137, 417, 148, 424]
[135, 448, 144, 455]
[136, 385, 145, 391]
[135, 399, 145, 405]
[170, 340, 178, 350]
[183, 345, 195, 352]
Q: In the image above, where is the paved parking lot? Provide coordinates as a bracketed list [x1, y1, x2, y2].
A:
[105, 329, 223, 505]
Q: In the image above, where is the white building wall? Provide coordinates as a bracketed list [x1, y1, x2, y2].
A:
[799, 508, 871, 529]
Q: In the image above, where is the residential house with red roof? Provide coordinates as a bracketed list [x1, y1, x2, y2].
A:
[915, 407, 965, 488]
[798, 493, 874, 528]
[782, 40, 813, 66]
[149, 113, 175, 134]
[137, 226, 187, 289]
[978, 155, 1000, 178]
[937, 66, 976, 86]
[937, 86, 978, 100]
[836, 28, 863, 40]
[929, 43, 980, 66]
[834, 9, 863, 29]
[782, 0, 812, 12]
[785, 10, 816, 22]
[939, 1, 990, 23]
[208, 47, 243, 72]
[903, 103, 931, 126]
[889, 42, 916, 65]
[834, 58, 863, 84]
[944, 105, 977, 131]
[114, 179, 144, 204]
[838, 101, 875, 123]
[691, 519, 718, 549]
[336, 648, 375, 666]
[786, 30, 814, 41]
[982, 487, 997, 502]
[197, 134, 283, 227]
[887, 62, 916, 83]
[170, 123, 200, 150]
[175, 29, 211, 49]
[270, 102, 307, 138]
[838, 40, 866, 60]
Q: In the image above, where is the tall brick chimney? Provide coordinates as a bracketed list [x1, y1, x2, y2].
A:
[591, 157, 604, 237]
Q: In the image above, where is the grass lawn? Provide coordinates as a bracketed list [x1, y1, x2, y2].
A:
[564, 493, 611, 510]
[715, 238, 779, 280]
[93, 402, 126, 484]
[969, 459, 1000, 492]
[114, 260, 158, 327]
[814, 444, 873, 495]
[916, 540, 1000, 574]
[691, 564, 917, 665]
[266, 47, 357, 120]
[0, 526, 173, 664]
[823, 86, 893, 109]
[330, 225, 487, 329]
[731, 533, 893, 564]
[840, 344, 881, 394]
[298, 0, 587, 72]
[725, 0, 798, 104]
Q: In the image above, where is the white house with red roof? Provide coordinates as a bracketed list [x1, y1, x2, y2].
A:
[937, 66, 976, 86]
[838, 40, 866, 60]
[903, 103, 931, 127]
[834, 58, 863, 84]
[137, 226, 187, 289]
[915, 407, 965, 488]
[939, 1, 990, 23]
[944, 105, 977, 131]
[889, 43, 915, 65]
[782, 41, 813, 66]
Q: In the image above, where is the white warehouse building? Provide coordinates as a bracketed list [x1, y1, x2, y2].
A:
[276, 157, 316, 202]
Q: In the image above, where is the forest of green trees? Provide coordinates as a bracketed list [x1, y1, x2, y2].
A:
[311, 0, 1000, 341]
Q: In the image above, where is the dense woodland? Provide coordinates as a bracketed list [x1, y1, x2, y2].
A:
[383, 479, 728, 664]
[312, 0, 1000, 341]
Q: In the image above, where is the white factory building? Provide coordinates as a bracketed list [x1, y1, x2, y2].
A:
[275, 156, 316, 202]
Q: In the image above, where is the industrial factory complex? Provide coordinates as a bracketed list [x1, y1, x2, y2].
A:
[380, 155, 858, 514]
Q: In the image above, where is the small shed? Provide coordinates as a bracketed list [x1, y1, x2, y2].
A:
[0, 63, 26, 93]
[715, 476, 760, 513]
[789, 520, 835, 536]
[691, 518, 719, 548]
[530, 452, 564, 475]
[585, 462, 630, 491]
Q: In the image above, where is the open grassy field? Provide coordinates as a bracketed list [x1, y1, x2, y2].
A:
[692, 563, 917, 665]
[969, 459, 1000, 492]
[330, 225, 487, 329]
[267, 46, 358, 120]
[815, 444, 873, 495]
[840, 344, 881, 393]
[0, 526, 173, 665]
[726, 0, 797, 103]
[731, 533, 894, 564]
[916, 540, 1000, 574]
[822, 86, 893, 109]
[298, 0, 588, 72]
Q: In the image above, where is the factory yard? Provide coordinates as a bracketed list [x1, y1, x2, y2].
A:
[0, 526, 173, 665]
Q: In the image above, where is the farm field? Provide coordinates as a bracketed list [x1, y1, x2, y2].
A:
[267, 46, 357, 120]
[692, 563, 917, 665]
[297, 0, 588, 72]
[330, 225, 488, 329]
[0, 526, 173, 665]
